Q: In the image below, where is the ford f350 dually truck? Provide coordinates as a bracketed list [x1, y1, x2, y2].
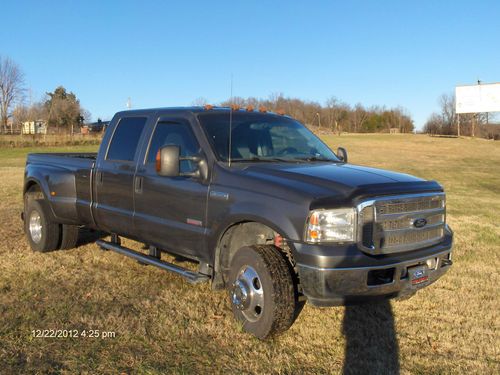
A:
[23, 106, 453, 338]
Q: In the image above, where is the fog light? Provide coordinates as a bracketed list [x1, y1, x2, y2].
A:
[426, 258, 438, 270]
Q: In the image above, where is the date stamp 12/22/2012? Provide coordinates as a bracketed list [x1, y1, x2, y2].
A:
[31, 329, 116, 339]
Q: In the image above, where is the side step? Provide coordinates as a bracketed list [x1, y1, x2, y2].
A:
[96, 239, 210, 284]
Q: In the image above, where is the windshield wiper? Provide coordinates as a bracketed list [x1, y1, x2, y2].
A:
[296, 156, 338, 162]
[231, 156, 297, 163]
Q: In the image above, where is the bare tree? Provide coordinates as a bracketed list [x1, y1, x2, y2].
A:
[325, 97, 350, 132]
[0, 56, 26, 133]
[81, 108, 92, 124]
[350, 104, 369, 133]
[439, 93, 456, 134]
[191, 97, 209, 106]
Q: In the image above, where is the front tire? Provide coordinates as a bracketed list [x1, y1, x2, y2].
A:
[228, 245, 298, 339]
[25, 199, 61, 252]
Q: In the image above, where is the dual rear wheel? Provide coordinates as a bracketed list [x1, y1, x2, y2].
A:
[24, 198, 79, 252]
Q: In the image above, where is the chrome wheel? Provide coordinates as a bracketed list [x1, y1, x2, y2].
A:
[230, 265, 264, 322]
[29, 210, 43, 244]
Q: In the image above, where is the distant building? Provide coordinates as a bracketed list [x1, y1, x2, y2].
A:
[22, 120, 47, 135]
[85, 119, 110, 133]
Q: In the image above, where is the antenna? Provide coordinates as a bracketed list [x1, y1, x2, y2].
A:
[228, 74, 233, 167]
[126, 97, 132, 109]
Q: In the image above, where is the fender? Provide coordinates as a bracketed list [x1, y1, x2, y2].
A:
[208, 199, 309, 265]
[24, 163, 79, 224]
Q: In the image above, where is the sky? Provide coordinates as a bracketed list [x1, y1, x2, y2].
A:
[1, 0, 499, 129]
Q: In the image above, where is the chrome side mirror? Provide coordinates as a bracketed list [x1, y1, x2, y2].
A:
[156, 145, 180, 176]
[337, 147, 348, 163]
[156, 145, 208, 181]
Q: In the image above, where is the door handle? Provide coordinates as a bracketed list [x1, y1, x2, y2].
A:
[134, 176, 143, 194]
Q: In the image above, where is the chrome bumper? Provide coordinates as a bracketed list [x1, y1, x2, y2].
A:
[298, 248, 453, 307]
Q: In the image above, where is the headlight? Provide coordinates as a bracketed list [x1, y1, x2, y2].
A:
[305, 208, 356, 243]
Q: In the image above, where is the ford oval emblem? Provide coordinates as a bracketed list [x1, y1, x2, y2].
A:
[413, 218, 427, 228]
[414, 269, 425, 278]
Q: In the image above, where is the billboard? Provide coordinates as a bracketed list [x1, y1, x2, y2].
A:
[455, 83, 500, 114]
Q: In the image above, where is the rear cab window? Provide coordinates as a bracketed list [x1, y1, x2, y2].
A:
[106, 117, 148, 161]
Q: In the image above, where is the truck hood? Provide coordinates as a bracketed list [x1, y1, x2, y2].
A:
[239, 162, 442, 206]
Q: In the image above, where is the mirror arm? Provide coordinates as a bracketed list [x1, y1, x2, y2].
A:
[179, 170, 200, 178]
[180, 155, 201, 163]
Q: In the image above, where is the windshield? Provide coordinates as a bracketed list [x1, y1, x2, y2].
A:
[197, 111, 339, 162]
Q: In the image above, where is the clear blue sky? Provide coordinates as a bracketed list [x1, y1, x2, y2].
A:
[1, 0, 499, 129]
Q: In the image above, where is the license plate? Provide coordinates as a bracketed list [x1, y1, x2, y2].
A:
[408, 265, 429, 288]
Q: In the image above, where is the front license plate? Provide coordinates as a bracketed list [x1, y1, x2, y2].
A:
[408, 265, 429, 288]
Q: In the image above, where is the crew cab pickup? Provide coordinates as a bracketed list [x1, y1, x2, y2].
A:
[23, 107, 453, 338]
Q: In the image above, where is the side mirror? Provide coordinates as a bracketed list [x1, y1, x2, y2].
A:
[156, 145, 180, 177]
[156, 145, 209, 181]
[337, 147, 348, 163]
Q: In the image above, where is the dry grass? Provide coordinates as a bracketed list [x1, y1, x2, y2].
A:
[0, 135, 499, 374]
[0, 133, 102, 148]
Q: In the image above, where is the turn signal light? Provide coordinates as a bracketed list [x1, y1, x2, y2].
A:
[155, 150, 161, 173]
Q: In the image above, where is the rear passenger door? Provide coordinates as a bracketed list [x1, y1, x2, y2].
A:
[133, 118, 209, 258]
[94, 116, 148, 236]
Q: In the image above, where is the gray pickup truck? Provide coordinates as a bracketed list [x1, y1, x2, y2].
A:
[23, 106, 453, 338]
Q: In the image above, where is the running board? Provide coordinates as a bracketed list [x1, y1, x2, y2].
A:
[96, 239, 210, 284]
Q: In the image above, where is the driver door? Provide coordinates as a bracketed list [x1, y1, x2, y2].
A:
[133, 118, 209, 258]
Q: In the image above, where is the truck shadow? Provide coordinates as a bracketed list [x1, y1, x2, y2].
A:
[76, 228, 108, 247]
[342, 300, 399, 375]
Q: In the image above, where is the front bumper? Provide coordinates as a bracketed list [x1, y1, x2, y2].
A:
[294, 229, 453, 307]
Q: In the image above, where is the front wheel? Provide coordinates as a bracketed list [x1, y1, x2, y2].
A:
[228, 245, 299, 339]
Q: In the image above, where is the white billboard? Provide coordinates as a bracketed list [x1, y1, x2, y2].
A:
[456, 83, 500, 114]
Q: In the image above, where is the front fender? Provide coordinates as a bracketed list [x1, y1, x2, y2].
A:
[207, 192, 310, 263]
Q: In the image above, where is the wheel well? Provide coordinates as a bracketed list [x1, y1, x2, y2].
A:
[212, 221, 298, 290]
[24, 181, 44, 201]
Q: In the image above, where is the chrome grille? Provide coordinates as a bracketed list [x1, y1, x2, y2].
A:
[357, 193, 446, 254]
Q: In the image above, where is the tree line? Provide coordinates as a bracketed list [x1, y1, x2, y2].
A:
[204, 94, 415, 133]
[0, 55, 89, 134]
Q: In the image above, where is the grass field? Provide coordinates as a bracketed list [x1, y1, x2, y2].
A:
[0, 135, 499, 374]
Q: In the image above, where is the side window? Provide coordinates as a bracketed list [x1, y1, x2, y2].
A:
[107, 117, 147, 161]
[147, 121, 200, 173]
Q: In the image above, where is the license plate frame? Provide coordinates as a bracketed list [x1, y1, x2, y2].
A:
[408, 265, 429, 288]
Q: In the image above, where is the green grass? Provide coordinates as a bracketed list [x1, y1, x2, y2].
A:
[0, 134, 499, 374]
[0, 145, 99, 167]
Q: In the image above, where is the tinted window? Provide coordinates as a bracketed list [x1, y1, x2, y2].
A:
[198, 112, 338, 162]
[107, 117, 147, 161]
[147, 121, 200, 173]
